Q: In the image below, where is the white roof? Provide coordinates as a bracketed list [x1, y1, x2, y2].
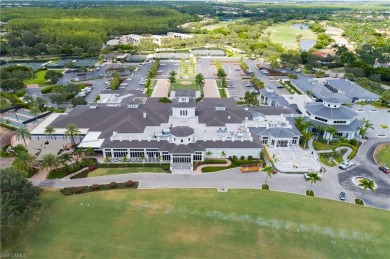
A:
[78, 131, 104, 148]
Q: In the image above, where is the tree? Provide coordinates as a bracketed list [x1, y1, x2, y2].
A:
[220, 150, 226, 158]
[49, 93, 67, 108]
[12, 151, 37, 174]
[315, 125, 327, 139]
[244, 92, 259, 107]
[195, 73, 205, 90]
[206, 150, 213, 158]
[168, 70, 177, 87]
[263, 166, 274, 184]
[33, 96, 47, 111]
[22, 95, 34, 104]
[44, 125, 55, 140]
[305, 172, 322, 191]
[0, 78, 25, 92]
[358, 178, 376, 199]
[0, 167, 42, 243]
[75, 149, 83, 161]
[29, 105, 40, 124]
[380, 124, 388, 136]
[217, 68, 227, 86]
[110, 77, 120, 90]
[44, 70, 63, 84]
[301, 131, 313, 149]
[85, 147, 94, 156]
[294, 116, 306, 132]
[64, 123, 81, 147]
[71, 97, 87, 107]
[39, 154, 59, 172]
[58, 153, 72, 167]
[15, 127, 31, 147]
[325, 126, 337, 145]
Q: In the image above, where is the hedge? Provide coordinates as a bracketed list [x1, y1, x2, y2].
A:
[15, 89, 26, 97]
[203, 159, 228, 164]
[306, 190, 314, 196]
[60, 180, 139, 195]
[0, 122, 17, 130]
[98, 163, 170, 171]
[262, 184, 270, 190]
[47, 158, 97, 179]
[41, 85, 55, 94]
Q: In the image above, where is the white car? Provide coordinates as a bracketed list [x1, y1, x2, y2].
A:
[160, 63, 166, 66]
[339, 160, 354, 170]
[227, 85, 234, 88]
[304, 173, 322, 180]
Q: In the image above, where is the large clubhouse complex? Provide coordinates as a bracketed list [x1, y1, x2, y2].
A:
[31, 89, 323, 172]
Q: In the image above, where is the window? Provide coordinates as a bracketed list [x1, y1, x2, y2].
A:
[306, 111, 311, 116]
[334, 121, 346, 124]
[276, 140, 288, 147]
[292, 137, 298, 144]
[181, 139, 183, 143]
[188, 138, 191, 141]
[315, 116, 328, 123]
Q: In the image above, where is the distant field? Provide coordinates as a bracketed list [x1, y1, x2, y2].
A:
[265, 22, 317, 49]
[202, 18, 249, 30]
[5, 189, 389, 258]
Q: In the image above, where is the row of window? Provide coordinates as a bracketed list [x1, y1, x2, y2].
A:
[315, 116, 328, 123]
[333, 121, 347, 124]
[180, 110, 188, 116]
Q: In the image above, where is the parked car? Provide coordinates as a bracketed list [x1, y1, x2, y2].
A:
[160, 63, 166, 66]
[304, 173, 322, 180]
[339, 192, 346, 201]
[379, 165, 390, 174]
[245, 82, 254, 87]
[227, 85, 234, 88]
[339, 160, 354, 170]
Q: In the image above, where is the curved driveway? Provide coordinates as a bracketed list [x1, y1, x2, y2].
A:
[31, 139, 390, 210]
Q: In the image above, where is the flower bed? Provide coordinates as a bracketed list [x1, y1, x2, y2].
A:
[60, 180, 139, 195]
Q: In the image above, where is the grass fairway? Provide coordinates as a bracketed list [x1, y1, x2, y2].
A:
[24, 70, 48, 85]
[5, 189, 390, 258]
[202, 18, 249, 31]
[88, 167, 164, 177]
[265, 22, 317, 49]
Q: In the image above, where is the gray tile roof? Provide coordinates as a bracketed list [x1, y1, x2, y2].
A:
[171, 126, 194, 137]
[174, 90, 196, 97]
[250, 127, 301, 138]
[325, 79, 380, 100]
[307, 117, 363, 132]
[305, 102, 357, 120]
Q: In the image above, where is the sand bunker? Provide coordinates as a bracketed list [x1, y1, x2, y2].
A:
[180, 81, 192, 85]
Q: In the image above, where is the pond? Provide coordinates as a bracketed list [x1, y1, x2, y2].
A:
[300, 39, 317, 51]
[292, 23, 310, 30]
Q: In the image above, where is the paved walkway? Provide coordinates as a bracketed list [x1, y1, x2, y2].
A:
[151, 79, 169, 97]
[308, 138, 353, 163]
[203, 79, 219, 98]
[193, 159, 232, 173]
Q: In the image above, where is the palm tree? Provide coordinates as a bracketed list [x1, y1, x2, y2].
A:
[325, 126, 337, 145]
[316, 125, 326, 139]
[29, 105, 41, 124]
[64, 123, 81, 147]
[206, 150, 213, 158]
[220, 150, 226, 158]
[358, 126, 368, 139]
[217, 68, 227, 87]
[34, 96, 47, 111]
[22, 95, 34, 104]
[301, 131, 312, 149]
[263, 166, 274, 184]
[358, 178, 376, 199]
[294, 117, 305, 131]
[303, 121, 314, 132]
[305, 172, 322, 192]
[195, 73, 205, 92]
[85, 147, 94, 157]
[362, 118, 374, 131]
[13, 151, 37, 173]
[15, 127, 31, 147]
[58, 153, 72, 167]
[75, 149, 83, 161]
[380, 124, 388, 136]
[44, 125, 55, 140]
[40, 154, 59, 172]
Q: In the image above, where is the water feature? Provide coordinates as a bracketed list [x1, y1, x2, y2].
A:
[300, 39, 317, 51]
[293, 23, 309, 30]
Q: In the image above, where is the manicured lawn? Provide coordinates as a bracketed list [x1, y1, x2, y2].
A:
[24, 70, 48, 85]
[218, 88, 226, 98]
[5, 189, 390, 258]
[88, 167, 164, 177]
[312, 140, 336, 150]
[172, 78, 199, 91]
[319, 148, 347, 167]
[265, 22, 317, 49]
[377, 144, 390, 166]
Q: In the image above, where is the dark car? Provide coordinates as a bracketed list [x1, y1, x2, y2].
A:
[379, 165, 390, 174]
[339, 192, 346, 201]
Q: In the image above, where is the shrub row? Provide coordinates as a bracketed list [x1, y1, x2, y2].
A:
[251, 75, 264, 89]
[239, 58, 249, 71]
[47, 158, 97, 179]
[40, 85, 55, 94]
[70, 165, 97, 179]
[203, 159, 228, 164]
[285, 81, 302, 94]
[98, 163, 170, 171]
[0, 122, 17, 130]
[60, 180, 139, 195]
